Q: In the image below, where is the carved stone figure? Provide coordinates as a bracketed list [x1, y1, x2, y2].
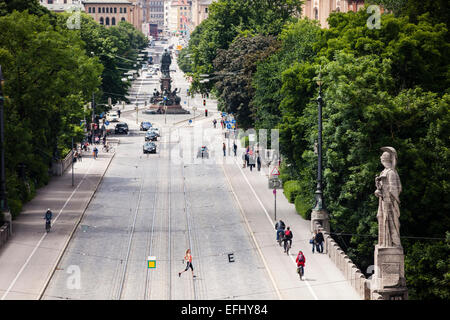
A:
[161, 49, 171, 76]
[374, 147, 402, 248]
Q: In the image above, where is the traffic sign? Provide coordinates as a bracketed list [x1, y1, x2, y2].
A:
[227, 124, 231, 129]
[105, 121, 110, 126]
[269, 177, 282, 189]
[270, 167, 280, 176]
[189, 119, 192, 124]
[231, 119, 236, 123]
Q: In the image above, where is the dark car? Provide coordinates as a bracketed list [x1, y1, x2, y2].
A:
[145, 130, 158, 141]
[143, 142, 156, 154]
[140, 121, 152, 131]
[196, 146, 209, 159]
[115, 122, 128, 134]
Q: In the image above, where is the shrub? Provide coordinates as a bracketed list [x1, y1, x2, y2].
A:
[295, 194, 312, 220]
[283, 180, 301, 203]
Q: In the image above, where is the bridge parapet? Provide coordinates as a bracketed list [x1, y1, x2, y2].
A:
[313, 221, 370, 300]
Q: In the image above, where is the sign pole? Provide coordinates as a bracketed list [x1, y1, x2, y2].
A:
[274, 189, 277, 221]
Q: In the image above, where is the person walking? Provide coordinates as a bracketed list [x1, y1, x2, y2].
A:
[223, 143, 226, 157]
[213, 119, 217, 128]
[233, 142, 237, 157]
[296, 250, 306, 280]
[102, 135, 107, 146]
[256, 151, 261, 171]
[178, 249, 196, 278]
[249, 152, 255, 171]
[93, 146, 98, 159]
[242, 152, 247, 168]
[117, 109, 121, 118]
[310, 230, 317, 253]
[315, 229, 324, 253]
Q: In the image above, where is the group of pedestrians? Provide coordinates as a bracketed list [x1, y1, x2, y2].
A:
[311, 229, 324, 253]
[242, 147, 261, 172]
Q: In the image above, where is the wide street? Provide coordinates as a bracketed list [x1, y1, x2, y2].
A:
[37, 38, 359, 300]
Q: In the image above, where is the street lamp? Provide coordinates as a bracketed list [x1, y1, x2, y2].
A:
[311, 70, 330, 233]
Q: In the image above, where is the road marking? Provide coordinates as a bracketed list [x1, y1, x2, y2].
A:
[232, 159, 319, 300]
[1, 159, 95, 300]
[222, 164, 282, 300]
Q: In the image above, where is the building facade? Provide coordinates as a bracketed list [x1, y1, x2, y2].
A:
[302, 0, 365, 28]
[147, 0, 165, 30]
[82, 0, 143, 30]
[191, 0, 212, 28]
[40, 0, 83, 12]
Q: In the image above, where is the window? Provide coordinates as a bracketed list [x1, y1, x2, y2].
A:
[205, 8, 208, 13]
[110, 7, 113, 13]
[106, 17, 110, 25]
[114, 7, 117, 13]
[48, 0, 53, 3]
[102, 7, 105, 13]
[92, 7, 95, 13]
[314, 7, 318, 20]
[112, 17, 116, 25]
[120, 7, 122, 13]
[99, 7, 101, 13]
[88, 7, 91, 13]
[106, 7, 109, 13]
[99, 17, 104, 25]
[121, 17, 126, 21]
[124, 7, 127, 13]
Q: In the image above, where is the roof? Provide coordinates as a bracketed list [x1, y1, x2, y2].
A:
[82, 0, 132, 4]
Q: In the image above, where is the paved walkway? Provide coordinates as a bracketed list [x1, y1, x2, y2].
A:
[0, 148, 115, 300]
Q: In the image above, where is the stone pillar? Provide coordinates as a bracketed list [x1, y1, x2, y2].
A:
[311, 208, 330, 233]
[370, 245, 408, 300]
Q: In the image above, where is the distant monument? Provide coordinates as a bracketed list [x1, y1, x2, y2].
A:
[371, 147, 408, 300]
[147, 49, 189, 114]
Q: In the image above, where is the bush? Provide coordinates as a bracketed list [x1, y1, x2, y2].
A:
[283, 180, 301, 203]
[240, 135, 249, 148]
[295, 194, 312, 220]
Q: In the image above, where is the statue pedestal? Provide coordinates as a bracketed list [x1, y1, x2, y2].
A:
[311, 209, 330, 233]
[371, 245, 408, 300]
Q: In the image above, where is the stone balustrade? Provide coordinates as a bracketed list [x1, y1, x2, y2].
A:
[313, 221, 371, 300]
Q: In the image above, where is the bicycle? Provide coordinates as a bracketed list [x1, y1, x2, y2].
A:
[297, 265, 304, 280]
[277, 231, 285, 247]
[284, 239, 291, 255]
[102, 145, 115, 153]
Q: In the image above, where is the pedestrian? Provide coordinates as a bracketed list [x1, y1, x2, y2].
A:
[213, 119, 217, 128]
[245, 152, 249, 167]
[242, 152, 247, 168]
[315, 229, 324, 253]
[77, 149, 82, 162]
[310, 230, 317, 253]
[233, 142, 237, 157]
[249, 152, 255, 171]
[205, 109, 208, 117]
[178, 249, 196, 278]
[103, 135, 106, 146]
[221, 119, 224, 129]
[222, 142, 226, 157]
[257, 151, 261, 171]
[95, 135, 99, 144]
[117, 109, 121, 118]
[88, 134, 92, 144]
[93, 146, 98, 159]
[296, 250, 306, 280]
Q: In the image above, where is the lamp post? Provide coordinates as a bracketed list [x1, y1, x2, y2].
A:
[0, 65, 11, 233]
[311, 70, 330, 233]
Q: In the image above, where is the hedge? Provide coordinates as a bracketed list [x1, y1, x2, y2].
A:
[283, 180, 301, 203]
[295, 193, 312, 220]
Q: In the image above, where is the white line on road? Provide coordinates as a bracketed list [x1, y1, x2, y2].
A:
[1, 159, 95, 300]
[232, 158, 319, 300]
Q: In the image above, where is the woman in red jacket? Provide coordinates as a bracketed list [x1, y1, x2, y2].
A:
[296, 250, 306, 280]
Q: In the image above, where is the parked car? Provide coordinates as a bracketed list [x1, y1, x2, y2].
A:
[140, 121, 152, 131]
[145, 130, 158, 141]
[106, 111, 119, 122]
[196, 146, 209, 159]
[143, 142, 157, 154]
[115, 122, 128, 134]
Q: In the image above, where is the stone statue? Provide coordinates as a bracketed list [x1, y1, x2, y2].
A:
[161, 49, 171, 76]
[374, 147, 402, 248]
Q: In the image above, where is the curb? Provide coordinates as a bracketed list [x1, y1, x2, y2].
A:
[37, 152, 116, 300]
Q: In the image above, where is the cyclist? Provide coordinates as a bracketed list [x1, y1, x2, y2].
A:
[275, 219, 286, 242]
[283, 226, 293, 253]
[44, 208, 53, 232]
[296, 250, 306, 280]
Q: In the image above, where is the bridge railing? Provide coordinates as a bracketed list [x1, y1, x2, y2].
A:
[313, 221, 371, 300]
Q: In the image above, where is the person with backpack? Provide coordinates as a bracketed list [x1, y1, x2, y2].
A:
[44, 208, 53, 233]
[283, 226, 293, 253]
[296, 250, 306, 280]
[315, 229, 324, 253]
[275, 219, 286, 242]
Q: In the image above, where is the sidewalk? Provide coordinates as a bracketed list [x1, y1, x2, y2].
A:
[221, 132, 361, 299]
[0, 149, 115, 300]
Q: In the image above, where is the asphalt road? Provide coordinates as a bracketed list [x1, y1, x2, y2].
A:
[42, 38, 359, 300]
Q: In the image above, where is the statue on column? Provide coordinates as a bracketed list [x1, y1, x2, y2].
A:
[161, 49, 171, 77]
[374, 147, 402, 248]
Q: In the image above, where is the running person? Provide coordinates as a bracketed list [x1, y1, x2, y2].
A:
[179, 249, 196, 278]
